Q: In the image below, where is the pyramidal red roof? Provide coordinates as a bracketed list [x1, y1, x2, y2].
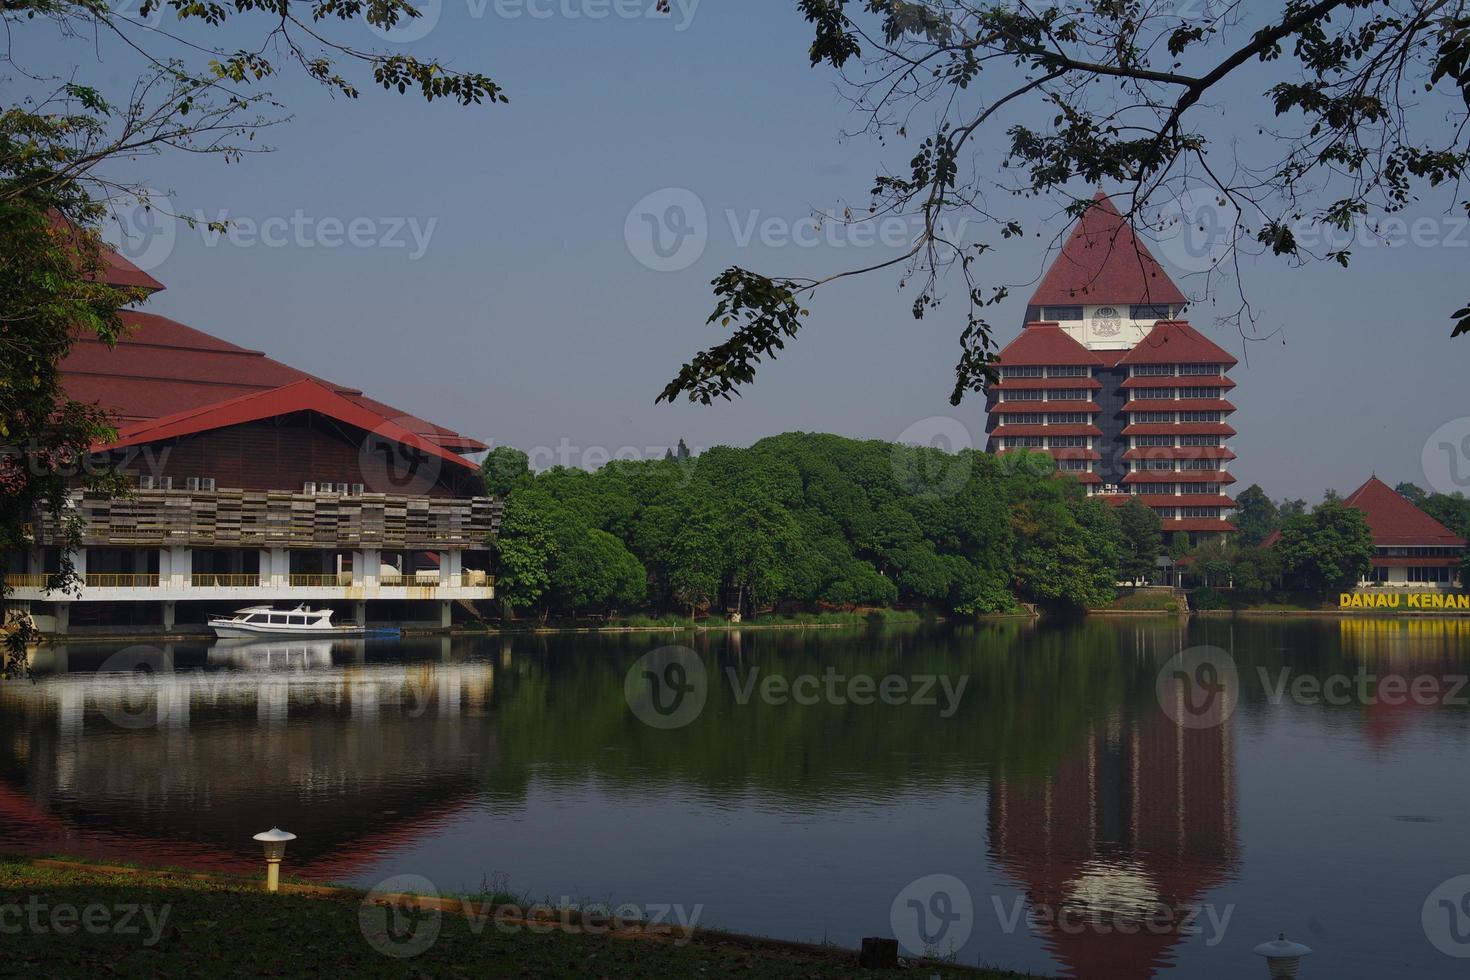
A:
[1117, 320, 1238, 366]
[101, 379, 478, 473]
[1030, 192, 1186, 307]
[994, 322, 1104, 366]
[48, 214, 166, 292]
[1343, 476, 1467, 547]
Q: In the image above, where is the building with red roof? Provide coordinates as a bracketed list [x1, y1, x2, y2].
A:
[987, 193, 1239, 541]
[5, 241, 497, 634]
[1344, 477, 1464, 587]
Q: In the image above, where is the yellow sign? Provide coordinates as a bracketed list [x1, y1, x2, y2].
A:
[1340, 592, 1470, 610]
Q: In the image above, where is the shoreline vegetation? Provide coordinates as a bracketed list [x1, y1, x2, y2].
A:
[0, 856, 1040, 979]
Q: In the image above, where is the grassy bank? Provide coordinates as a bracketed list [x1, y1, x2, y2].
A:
[0, 857, 1038, 979]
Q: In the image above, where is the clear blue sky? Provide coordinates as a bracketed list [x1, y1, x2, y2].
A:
[21, 2, 1469, 501]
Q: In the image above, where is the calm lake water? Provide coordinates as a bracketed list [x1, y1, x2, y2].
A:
[4, 619, 1470, 978]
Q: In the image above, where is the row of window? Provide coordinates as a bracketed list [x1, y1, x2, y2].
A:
[1376, 546, 1466, 558]
[999, 389, 1091, 401]
[1035, 305, 1174, 321]
[1129, 411, 1225, 423]
[1137, 459, 1221, 471]
[1144, 506, 1228, 519]
[1129, 484, 1226, 496]
[1058, 460, 1090, 471]
[1131, 364, 1225, 376]
[1129, 386, 1226, 401]
[1001, 436, 1093, 449]
[1409, 567, 1455, 583]
[997, 413, 1094, 426]
[999, 365, 1091, 378]
[1132, 435, 1224, 447]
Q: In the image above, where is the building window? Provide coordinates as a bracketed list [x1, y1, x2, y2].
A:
[1132, 388, 1175, 401]
[1003, 389, 1044, 401]
[1180, 435, 1221, 446]
[1369, 566, 1389, 583]
[1180, 458, 1217, 470]
[1047, 365, 1090, 377]
[1130, 304, 1173, 320]
[1179, 411, 1222, 423]
[1142, 483, 1176, 495]
[1178, 364, 1223, 375]
[1048, 413, 1091, 425]
[1059, 459, 1089, 471]
[1002, 365, 1044, 378]
[1408, 566, 1453, 583]
[1006, 437, 1044, 448]
[1153, 507, 1178, 519]
[1133, 364, 1175, 376]
[1133, 412, 1176, 423]
[1001, 415, 1044, 426]
[1048, 388, 1089, 401]
[1042, 306, 1084, 321]
[1181, 506, 1221, 518]
[1179, 386, 1221, 399]
[1179, 483, 1219, 495]
[1048, 436, 1088, 447]
[1135, 435, 1175, 447]
[1142, 459, 1175, 471]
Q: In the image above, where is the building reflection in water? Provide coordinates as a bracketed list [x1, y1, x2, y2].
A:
[988, 707, 1239, 980]
[0, 640, 497, 879]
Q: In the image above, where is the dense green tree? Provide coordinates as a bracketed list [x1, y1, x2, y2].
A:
[1420, 492, 1470, 541]
[1117, 499, 1162, 584]
[1191, 539, 1237, 588]
[1278, 499, 1309, 520]
[1230, 546, 1284, 592]
[1168, 532, 1192, 562]
[481, 447, 532, 498]
[1233, 485, 1279, 547]
[489, 495, 555, 616]
[1396, 482, 1429, 506]
[1277, 503, 1374, 591]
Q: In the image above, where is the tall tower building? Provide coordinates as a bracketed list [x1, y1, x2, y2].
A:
[985, 192, 1238, 541]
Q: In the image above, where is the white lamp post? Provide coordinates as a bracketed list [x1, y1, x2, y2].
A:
[253, 828, 297, 893]
[1254, 934, 1312, 978]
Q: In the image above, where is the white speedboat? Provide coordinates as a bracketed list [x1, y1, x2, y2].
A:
[209, 605, 369, 638]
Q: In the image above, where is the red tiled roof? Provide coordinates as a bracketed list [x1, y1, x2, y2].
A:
[1120, 375, 1234, 389]
[49, 214, 166, 292]
[1342, 476, 1468, 547]
[1129, 494, 1236, 508]
[100, 379, 478, 473]
[1069, 472, 1104, 484]
[1122, 446, 1236, 461]
[63, 310, 487, 454]
[1029, 192, 1187, 307]
[994, 322, 1104, 367]
[1122, 471, 1235, 484]
[1125, 399, 1236, 413]
[1122, 423, 1236, 437]
[1117, 320, 1239, 367]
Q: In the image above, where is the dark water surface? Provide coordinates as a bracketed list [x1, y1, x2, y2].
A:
[4, 619, 1470, 978]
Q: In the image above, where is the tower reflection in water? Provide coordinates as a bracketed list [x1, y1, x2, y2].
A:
[988, 707, 1238, 980]
[0, 639, 498, 879]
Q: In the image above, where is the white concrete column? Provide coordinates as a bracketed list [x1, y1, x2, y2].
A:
[439, 599, 452, 630]
[356, 548, 381, 588]
[161, 600, 176, 631]
[353, 599, 367, 625]
[438, 550, 462, 587]
[266, 548, 288, 587]
[162, 546, 191, 587]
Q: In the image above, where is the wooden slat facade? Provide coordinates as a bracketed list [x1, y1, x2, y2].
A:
[39, 489, 501, 551]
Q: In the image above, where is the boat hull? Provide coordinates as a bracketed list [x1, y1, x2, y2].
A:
[209, 620, 370, 638]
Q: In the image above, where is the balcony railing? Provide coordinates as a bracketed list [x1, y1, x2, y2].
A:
[84, 573, 160, 588]
[288, 574, 342, 587]
[192, 573, 262, 588]
[4, 573, 49, 589]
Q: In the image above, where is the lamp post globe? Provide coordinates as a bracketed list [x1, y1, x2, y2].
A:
[252, 828, 297, 892]
[1253, 934, 1313, 978]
